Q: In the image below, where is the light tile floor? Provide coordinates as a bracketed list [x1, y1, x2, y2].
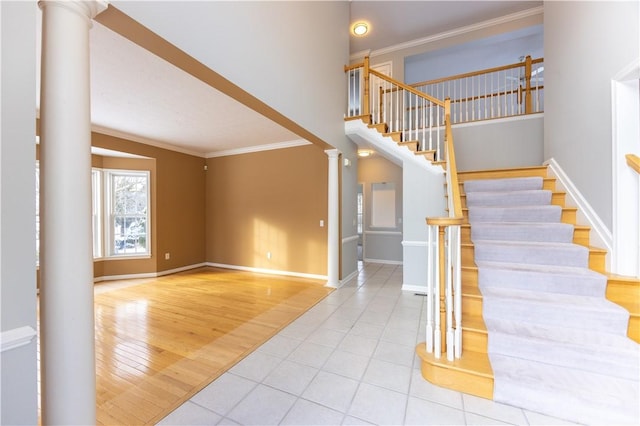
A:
[158, 263, 580, 426]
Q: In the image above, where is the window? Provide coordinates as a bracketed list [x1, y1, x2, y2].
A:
[35, 165, 150, 262]
[105, 170, 150, 257]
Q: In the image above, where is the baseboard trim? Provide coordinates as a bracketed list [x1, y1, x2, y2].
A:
[206, 262, 328, 281]
[363, 258, 403, 265]
[1, 326, 37, 353]
[545, 158, 613, 259]
[402, 284, 428, 293]
[340, 269, 359, 286]
[94, 263, 208, 282]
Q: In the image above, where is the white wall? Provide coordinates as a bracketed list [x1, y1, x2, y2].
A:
[405, 24, 543, 84]
[402, 162, 446, 291]
[362, 8, 543, 83]
[453, 115, 544, 171]
[544, 1, 639, 231]
[0, 2, 39, 424]
[112, 0, 359, 279]
[358, 156, 403, 264]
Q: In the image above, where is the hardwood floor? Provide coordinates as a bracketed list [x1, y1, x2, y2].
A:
[46, 267, 332, 425]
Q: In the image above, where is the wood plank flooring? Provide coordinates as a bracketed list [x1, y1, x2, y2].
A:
[43, 267, 333, 425]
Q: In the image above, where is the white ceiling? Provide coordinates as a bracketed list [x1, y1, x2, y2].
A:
[36, 1, 542, 158]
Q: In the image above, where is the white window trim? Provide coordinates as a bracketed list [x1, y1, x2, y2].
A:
[102, 169, 151, 260]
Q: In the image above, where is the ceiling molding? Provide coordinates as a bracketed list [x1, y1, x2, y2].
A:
[206, 139, 311, 158]
[91, 124, 207, 158]
[361, 6, 543, 60]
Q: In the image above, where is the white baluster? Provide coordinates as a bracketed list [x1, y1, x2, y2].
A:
[446, 226, 454, 361]
[433, 225, 441, 359]
[454, 225, 462, 358]
[426, 225, 434, 353]
[429, 101, 433, 153]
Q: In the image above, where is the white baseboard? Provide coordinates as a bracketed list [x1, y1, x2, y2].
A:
[402, 284, 428, 293]
[340, 269, 359, 286]
[363, 258, 403, 265]
[94, 263, 208, 282]
[206, 262, 328, 281]
[545, 158, 613, 267]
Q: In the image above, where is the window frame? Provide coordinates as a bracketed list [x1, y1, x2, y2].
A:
[103, 169, 151, 260]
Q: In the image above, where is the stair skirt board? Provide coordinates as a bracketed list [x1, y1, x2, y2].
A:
[464, 175, 640, 425]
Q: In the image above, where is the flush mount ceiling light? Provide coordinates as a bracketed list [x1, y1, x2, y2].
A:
[358, 149, 372, 157]
[352, 22, 369, 37]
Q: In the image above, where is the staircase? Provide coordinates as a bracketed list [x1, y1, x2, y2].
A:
[416, 165, 640, 424]
[344, 115, 442, 168]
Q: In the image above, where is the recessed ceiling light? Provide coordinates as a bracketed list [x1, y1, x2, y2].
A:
[352, 22, 368, 37]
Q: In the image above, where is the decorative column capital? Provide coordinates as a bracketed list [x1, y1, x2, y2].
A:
[38, 0, 109, 24]
[325, 148, 340, 159]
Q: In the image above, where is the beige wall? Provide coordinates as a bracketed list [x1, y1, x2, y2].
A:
[206, 145, 328, 276]
[91, 132, 206, 277]
[39, 131, 328, 280]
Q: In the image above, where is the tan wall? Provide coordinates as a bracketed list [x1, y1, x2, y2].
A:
[91, 132, 206, 277]
[206, 144, 328, 276]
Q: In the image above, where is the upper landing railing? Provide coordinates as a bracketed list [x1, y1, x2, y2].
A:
[345, 57, 447, 161]
[411, 55, 544, 124]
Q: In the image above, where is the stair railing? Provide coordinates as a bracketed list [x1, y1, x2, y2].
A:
[426, 99, 464, 361]
[345, 58, 464, 361]
[345, 57, 446, 161]
[411, 55, 544, 124]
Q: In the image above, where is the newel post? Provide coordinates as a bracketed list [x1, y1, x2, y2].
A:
[362, 56, 370, 118]
[524, 55, 533, 114]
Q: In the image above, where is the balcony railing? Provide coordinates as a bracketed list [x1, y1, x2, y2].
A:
[411, 55, 544, 124]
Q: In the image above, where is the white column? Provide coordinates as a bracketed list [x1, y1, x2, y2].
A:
[325, 149, 340, 287]
[38, 1, 107, 424]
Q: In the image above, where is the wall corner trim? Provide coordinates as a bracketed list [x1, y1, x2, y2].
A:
[545, 158, 613, 254]
[1, 326, 37, 353]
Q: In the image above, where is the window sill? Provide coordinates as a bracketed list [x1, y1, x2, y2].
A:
[96, 254, 152, 261]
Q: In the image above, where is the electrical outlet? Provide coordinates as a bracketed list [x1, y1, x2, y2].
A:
[165, 252, 170, 260]
[267, 251, 272, 260]
[320, 220, 324, 227]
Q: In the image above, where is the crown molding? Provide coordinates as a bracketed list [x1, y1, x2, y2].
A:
[206, 139, 311, 158]
[364, 6, 544, 59]
[91, 125, 206, 158]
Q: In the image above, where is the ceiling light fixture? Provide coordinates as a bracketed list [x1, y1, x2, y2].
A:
[358, 150, 372, 157]
[352, 22, 368, 36]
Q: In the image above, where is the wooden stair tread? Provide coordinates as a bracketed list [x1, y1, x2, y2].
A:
[459, 177, 556, 190]
[344, 114, 370, 123]
[458, 166, 549, 181]
[462, 313, 487, 333]
[606, 273, 640, 284]
[462, 284, 481, 297]
[606, 273, 640, 314]
[416, 344, 493, 378]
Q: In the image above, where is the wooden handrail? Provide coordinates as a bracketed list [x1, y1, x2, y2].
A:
[626, 154, 640, 174]
[427, 98, 463, 221]
[411, 56, 544, 87]
[369, 68, 445, 107]
[344, 62, 364, 72]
